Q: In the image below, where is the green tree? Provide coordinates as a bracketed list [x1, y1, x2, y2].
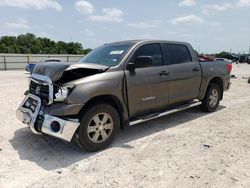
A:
[83, 48, 92, 54]
[0, 33, 90, 54]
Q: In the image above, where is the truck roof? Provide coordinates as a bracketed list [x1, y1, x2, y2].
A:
[108, 39, 190, 46]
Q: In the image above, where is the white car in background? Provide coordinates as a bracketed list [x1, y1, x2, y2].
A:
[214, 58, 232, 63]
[43, 58, 63, 62]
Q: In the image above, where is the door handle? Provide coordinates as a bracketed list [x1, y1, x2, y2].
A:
[159, 71, 169, 77]
[193, 67, 200, 72]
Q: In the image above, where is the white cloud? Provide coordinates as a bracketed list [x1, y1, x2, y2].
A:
[75, 1, 124, 23]
[5, 19, 30, 30]
[171, 15, 204, 25]
[88, 8, 123, 22]
[202, 3, 232, 15]
[0, 0, 62, 11]
[178, 0, 196, 7]
[75, 1, 94, 15]
[237, 0, 250, 7]
[128, 20, 162, 29]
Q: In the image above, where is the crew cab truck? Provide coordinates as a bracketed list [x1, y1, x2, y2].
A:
[16, 40, 232, 151]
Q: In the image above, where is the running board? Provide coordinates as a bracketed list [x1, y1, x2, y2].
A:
[129, 101, 202, 126]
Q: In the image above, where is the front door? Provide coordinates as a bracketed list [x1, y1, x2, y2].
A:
[125, 43, 170, 118]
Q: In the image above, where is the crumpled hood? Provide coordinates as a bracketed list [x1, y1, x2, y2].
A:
[32, 62, 108, 82]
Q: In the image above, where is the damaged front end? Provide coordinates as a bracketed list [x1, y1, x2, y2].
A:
[16, 74, 80, 141]
[16, 62, 108, 142]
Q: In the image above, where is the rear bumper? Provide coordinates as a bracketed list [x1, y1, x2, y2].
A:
[16, 94, 80, 142]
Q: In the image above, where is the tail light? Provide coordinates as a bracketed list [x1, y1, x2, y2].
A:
[227, 63, 232, 73]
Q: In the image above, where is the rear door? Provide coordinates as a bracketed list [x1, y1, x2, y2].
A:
[125, 43, 170, 118]
[164, 43, 202, 104]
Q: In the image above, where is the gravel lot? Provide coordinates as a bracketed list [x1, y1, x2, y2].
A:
[0, 64, 250, 188]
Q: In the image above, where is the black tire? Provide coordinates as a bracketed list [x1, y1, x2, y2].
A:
[74, 104, 120, 152]
[201, 83, 221, 112]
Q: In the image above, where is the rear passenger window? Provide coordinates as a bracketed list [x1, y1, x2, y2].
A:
[133, 44, 163, 67]
[165, 44, 191, 65]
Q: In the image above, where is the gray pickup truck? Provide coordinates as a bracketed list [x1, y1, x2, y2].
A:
[17, 40, 232, 151]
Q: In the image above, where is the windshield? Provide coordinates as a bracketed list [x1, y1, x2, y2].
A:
[79, 44, 132, 67]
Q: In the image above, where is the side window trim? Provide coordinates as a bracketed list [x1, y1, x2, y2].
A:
[164, 43, 172, 66]
[182, 45, 192, 63]
[158, 43, 164, 66]
[185, 45, 194, 62]
[160, 43, 168, 66]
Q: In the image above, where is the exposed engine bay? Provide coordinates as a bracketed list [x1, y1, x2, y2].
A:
[32, 61, 109, 85]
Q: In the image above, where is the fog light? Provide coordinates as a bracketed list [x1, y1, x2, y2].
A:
[50, 121, 61, 133]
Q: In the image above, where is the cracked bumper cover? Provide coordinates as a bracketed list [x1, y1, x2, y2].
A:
[16, 94, 80, 142]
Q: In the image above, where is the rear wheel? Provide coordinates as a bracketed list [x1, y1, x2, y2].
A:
[201, 83, 221, 112]
[74, 104, 120, 152]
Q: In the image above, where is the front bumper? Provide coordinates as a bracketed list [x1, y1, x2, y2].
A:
[16, 94, 80, 142]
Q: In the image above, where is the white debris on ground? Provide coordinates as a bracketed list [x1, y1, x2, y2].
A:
[0, 64, 250, 188]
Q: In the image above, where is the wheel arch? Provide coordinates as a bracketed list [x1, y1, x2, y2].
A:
[77, 95, 127, 129]
[203, 76, 224, 100]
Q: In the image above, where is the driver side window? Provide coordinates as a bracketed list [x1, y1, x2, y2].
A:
[133, 43, 163, 68]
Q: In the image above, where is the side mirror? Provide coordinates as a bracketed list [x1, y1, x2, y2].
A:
[127, 62, 136, 72]
[135, 56, 153, 68]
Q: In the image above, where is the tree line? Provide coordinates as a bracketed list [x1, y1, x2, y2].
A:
[0, 33, 92, 54]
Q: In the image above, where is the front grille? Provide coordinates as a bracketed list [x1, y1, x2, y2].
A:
[29, 80, 50, 104]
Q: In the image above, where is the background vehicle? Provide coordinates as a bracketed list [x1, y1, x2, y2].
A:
[17, 40, 232, 151]
[25, 58, 62, 73]
[214, 58, 232, 63]
[198, 56, 214, 62]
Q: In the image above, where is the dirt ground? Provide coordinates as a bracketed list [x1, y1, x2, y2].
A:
[0, 64, 250, 188]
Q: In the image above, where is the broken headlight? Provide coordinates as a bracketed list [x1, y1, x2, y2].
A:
[54, 85, 74, 102]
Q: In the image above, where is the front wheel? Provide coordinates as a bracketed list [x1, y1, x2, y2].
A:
[74, 104, 120, 152]
[201, 83, 221, 112]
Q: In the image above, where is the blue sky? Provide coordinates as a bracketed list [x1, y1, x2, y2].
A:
[0, 0, 250, 53]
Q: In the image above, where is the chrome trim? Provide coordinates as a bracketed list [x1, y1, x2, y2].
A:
[16, 94, 80, 141]
[41, 115, 79, 142]
[31, 74, 53, 85]
[16, 94, 41, 134]
[129, 101, 202, 126]
[30, 74, 54, 105]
